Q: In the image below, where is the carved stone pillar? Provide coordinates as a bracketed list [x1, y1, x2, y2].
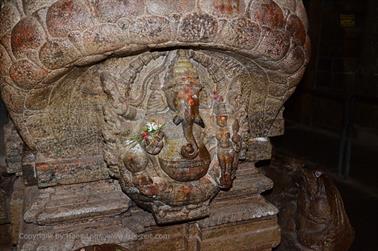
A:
[0, 0, 310, 250]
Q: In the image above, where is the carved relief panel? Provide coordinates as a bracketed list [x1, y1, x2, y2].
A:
[0, 0, 310, 227]
[99, 49, 251, 223]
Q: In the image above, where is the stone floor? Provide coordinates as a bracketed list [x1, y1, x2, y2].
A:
[271, 123, 378, 251]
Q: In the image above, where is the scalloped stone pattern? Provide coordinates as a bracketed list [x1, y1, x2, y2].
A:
[0, 0, 310, 152]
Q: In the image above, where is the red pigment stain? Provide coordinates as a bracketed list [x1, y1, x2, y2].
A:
[12, 19, 40, 49]
[214, 0, 240, 14]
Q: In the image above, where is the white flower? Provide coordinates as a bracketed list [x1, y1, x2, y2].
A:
[146, 122, 160, 132]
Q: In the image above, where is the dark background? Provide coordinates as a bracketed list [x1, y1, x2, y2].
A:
[272, 0, 378, 250]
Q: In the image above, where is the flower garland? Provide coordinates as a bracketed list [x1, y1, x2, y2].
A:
[131, 121, 164, 143]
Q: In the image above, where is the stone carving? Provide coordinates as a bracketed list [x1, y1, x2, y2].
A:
[101, 50, 250, 223]
[264, 154, 354, 251]
[4, 121, 23, 174]
[215, 103, 241, 189]
[0, 0, 310, 250]
[296, 168, 354, 250]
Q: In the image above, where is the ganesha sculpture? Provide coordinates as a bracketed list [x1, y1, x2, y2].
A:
[102, 50, 243, 223]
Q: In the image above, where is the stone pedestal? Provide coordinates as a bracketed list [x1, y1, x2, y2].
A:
[17, 163, 279, 251]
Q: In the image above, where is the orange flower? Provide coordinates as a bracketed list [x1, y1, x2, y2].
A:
[188, 97, 195, 106]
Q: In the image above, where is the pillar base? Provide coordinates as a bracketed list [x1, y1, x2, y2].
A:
[16, 163, 280, 251]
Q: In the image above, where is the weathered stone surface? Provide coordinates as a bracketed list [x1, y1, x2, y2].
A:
[0, 0, 310, 249]
[9, 59, 48, 89]
[0, 44, 12, 76]
[269, 82, 288, 97]
[146, 0, 195, 16]
[35, 155, 109, 187]
[46, 0, 94, 38]
[39, 39, 81, 69]
[94, 0, 144, 23]
[222, 17, 261, 49]
[19, 215, 138, 251]
[9, 177, 24, 245]
[201, 195, 278, 228]
[199, 0, 246, 16]
[25, 85, 53, 110]
[275, 0, 297, 12]
[23, 0, 54, 16]
[129, 16, 172, 44]
[287, 14, 306, 46]
[82, 24, 125, 55]
[0, 2, 20, 37]
[11, 17, 46, 58]
[0, 164, 17, 247]
[249, 0, 285, 29]
[268, 109, 285, 137]
[0, 0, 310, 111]
[295, 0, 309, 31]
[0, 190, 8, 224]
[21, 150, 38, 186]
[18, 162, 280, 251]
[255, 28, 291, 61]
[178, 13, 218, 42]
[265, 97, 283, 119]
[279, 45, 305, 74]
[4, 120, 23, 174]
[24, 180, 131, 224]
[200, 217, 280, 251]
[246, 138, 273, 161]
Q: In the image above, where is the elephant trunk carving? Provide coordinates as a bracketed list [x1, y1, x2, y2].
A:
[167, 50, 205, 160]
[173, 86, 204, 160]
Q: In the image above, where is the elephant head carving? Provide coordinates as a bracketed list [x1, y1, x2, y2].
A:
[101, 50, 244, 223]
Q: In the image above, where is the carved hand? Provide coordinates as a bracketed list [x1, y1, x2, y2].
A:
[141, 130, 165, 155]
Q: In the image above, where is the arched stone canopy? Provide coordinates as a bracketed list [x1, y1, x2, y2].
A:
[0, 0, 310, 151]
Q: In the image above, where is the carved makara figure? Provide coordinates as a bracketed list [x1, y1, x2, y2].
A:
[264, 156, 354, 251]
[296, 169, 354, 251]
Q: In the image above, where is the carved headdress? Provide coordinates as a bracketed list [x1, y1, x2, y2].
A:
[173, 50, 198, 81]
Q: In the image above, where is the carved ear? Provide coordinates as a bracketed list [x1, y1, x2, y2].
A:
[165, 90, 178, 112]
[100, 72, 122, 100]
